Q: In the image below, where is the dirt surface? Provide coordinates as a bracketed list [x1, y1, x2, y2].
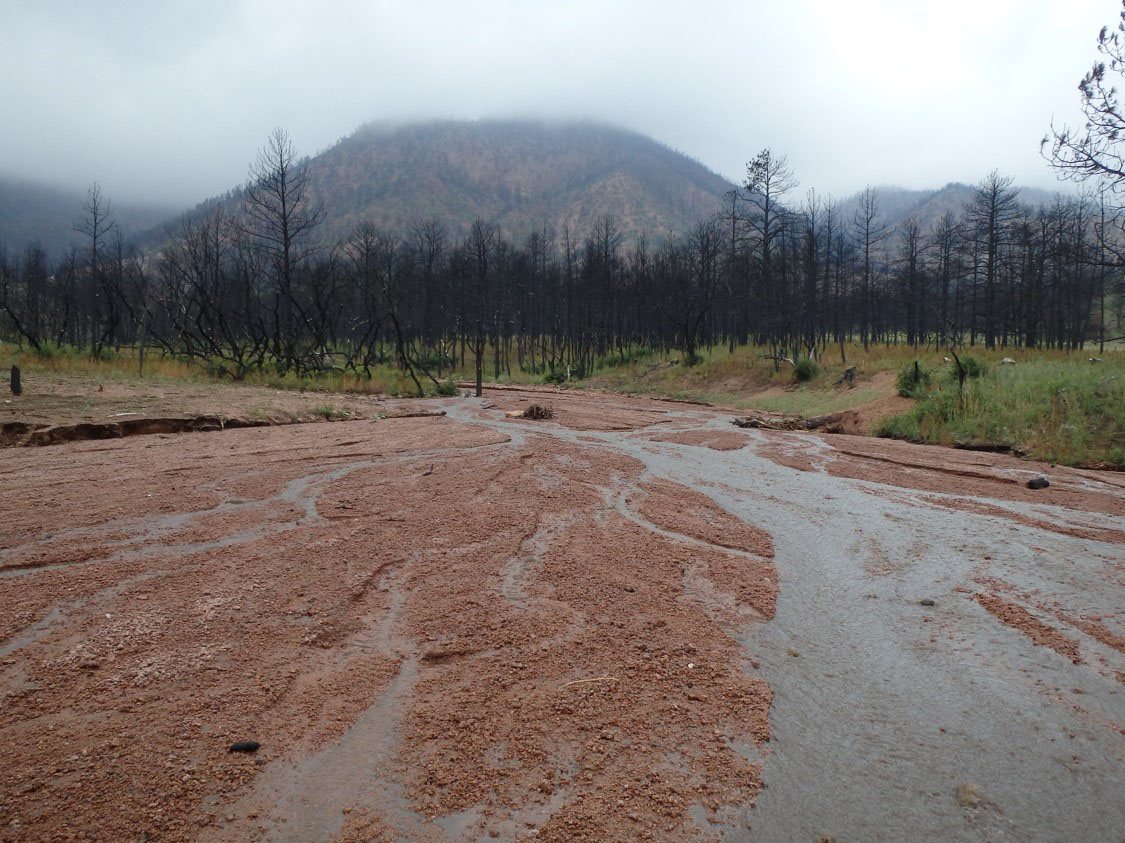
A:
[475, 387, 680, 432]
[824, 434, 1125, 515]
[835, 389, 915, 434]
[646, 431, 748, 451]
[0, 372, 445, 440]
[2, 387, 1123, 841]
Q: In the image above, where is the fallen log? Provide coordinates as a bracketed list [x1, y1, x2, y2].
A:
[383, 410, 447, 419]
[732, 412, 846, 433]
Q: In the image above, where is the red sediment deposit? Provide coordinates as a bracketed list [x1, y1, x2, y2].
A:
[752, 438, 820, 473]
[0, 410, 776, 840]
[923, 495, 1125, 545]
[973, 575, 1125, 658]
[7, 381, 1120, 840]
[628, 479, 776, 621]
[824, 437, 1125, 516]
[973, 592, 1083, 664]
[647, 430, 748, 451]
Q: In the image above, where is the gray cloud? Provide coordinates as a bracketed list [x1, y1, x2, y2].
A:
[0, 0, 1110, 206]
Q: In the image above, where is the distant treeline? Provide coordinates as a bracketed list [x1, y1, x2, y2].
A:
[1, 134, 1121, 393]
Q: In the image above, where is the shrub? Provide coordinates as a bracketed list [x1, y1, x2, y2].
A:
[682, 351, 704, 368]
[312, 404, 349, 420]
[435, 379, 459, 396]
[896, 361, 932, 397]
[598, 346, 655, 369]
[793, 358, 820, 382]
[542, 370, 567, 385]
[951, 356, 986, 381]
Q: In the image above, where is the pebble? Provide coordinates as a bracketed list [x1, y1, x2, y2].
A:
[1026, 475, 1050, 490]
[919, 599, 935, 607]
[228, 741, 260, 753]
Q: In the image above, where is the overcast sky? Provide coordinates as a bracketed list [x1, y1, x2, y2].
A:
[0, 0, 1114, 206]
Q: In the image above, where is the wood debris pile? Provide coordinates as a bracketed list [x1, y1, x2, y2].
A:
[732, 412, 846, 433]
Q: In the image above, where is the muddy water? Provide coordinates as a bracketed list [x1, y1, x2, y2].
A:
[446, 401, 1125, 842]
[216, 567, 425, 843]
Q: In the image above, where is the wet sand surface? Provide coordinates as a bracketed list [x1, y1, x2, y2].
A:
[1, 389, 1122, 841]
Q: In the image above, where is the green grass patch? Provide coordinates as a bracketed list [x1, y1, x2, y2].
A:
[876, 359, 1124, 466]
[742, 381, 889, 417]
[311, 404, 351, 421]
[9, 339, 1120, 466]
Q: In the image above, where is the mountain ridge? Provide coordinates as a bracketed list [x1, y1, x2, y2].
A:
[2, 120, 1083, 258]
[833, 182, 1074, 234]
[289, 119, 738, 244]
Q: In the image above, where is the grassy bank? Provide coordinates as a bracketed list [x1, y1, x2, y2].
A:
[876, 358, 1124, 467]
[0, 344, 428, 397]
[5, 340, 1121, 466]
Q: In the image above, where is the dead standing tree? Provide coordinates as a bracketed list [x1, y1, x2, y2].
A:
[467, 219, 495, 397]
[964, 171, 1020, 350]
[73, 183, 117, 358]
[241, 127, 324, 374]
[743, 148, 798, 363]
[851, 186, 892, 350]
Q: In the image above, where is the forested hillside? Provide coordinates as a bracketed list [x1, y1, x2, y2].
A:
[1, 125, 1121, 393]
[0, 175, 176, 260]
[836, 183, 1064, 233]
[155, 120, 736, 248]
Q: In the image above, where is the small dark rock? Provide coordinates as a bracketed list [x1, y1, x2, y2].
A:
[1027, 475, 1050, 490]
[919, 599, 936, 607]
[228, 741, 260, 753]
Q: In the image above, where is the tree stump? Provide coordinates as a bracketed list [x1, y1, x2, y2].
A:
[836, 366, 856, 387]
